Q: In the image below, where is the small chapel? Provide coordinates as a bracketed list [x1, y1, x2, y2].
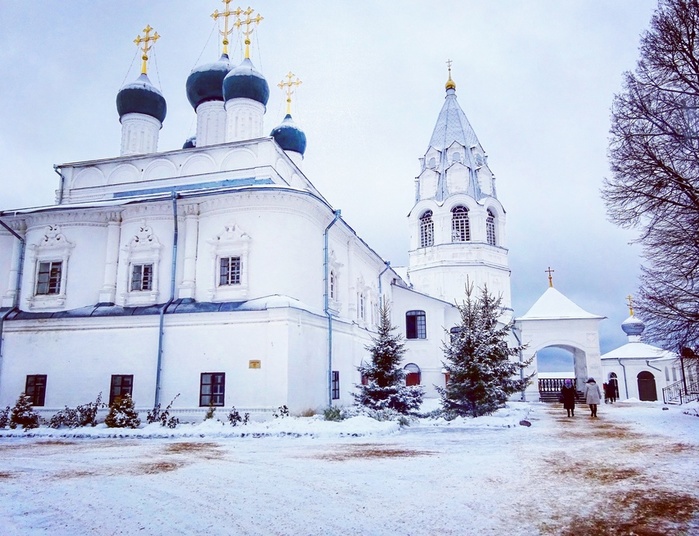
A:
[0, 5, 689, 419]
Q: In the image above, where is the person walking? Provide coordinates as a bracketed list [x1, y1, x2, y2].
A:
[560, 379, 577, 417]
[584, 377, 602, 418]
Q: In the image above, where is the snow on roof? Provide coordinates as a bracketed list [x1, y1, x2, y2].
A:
[517, 286, 604, 321]
[601, 341, 675, 361]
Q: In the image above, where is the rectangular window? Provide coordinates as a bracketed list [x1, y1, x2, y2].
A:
[109, 374, 134, 406]
[331, 370, 340, 400]
[25, 375, 47, 406]
[35, 261, 62, 295]
[200, 372, 225, 407]
[406, 310, 427, 339]
[130, 263, 154, 291]
[219, 257, 241, 286]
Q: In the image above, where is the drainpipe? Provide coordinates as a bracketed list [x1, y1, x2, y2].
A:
[617, 358, 629, 399]
[0, 217, 25, 391]
[155, 193, 179, 407]
[324, 210, 341, 407]
[53, 165, 66, 205]
[377, 261, 390, 308]
[646, 360, 662, 372]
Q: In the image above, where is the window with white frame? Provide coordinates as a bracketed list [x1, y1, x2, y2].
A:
[200, 372, 225, 407]
[406, 310, 427, 339]
[208, 224, 250, 302]
[35, 261, 62, 295]
[27, 224, 74, 310]
[130, 263, 154, 291]
[122, 223, 161, 306]
[486, 210, 497, 246]
[451, 206, 470, 242]
[419, 211, 434, 248]
[219, 256, 241, 286]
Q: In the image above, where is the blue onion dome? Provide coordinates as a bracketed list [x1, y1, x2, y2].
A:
[116, 73, 167, 123]
[182, 136, 196, 149]
[223, 58, 269, 105]
[621, 315, 646, 337]
[185, 54, 231, 110]
[271, 114, 307, 155]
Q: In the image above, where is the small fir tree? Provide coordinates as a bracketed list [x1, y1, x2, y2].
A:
[354, 305, 424, 414]
[104, 393, 141, 428]
[9, 393, 40, 430]
[438, 282, 532, 418]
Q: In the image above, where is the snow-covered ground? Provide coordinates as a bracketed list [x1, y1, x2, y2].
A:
[1, 400, 698, 535]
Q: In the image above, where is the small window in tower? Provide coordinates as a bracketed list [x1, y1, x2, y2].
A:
[486, 210, 497, 246]
[451, 206, 470, 242]
[219, 256, 241, 286]
[419, 211, 434, 248]
[35, 261, 62, 295]
[428, 157, 436, 169]
[452, 152, 461, 163]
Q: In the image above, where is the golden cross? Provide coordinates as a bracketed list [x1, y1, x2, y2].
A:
[233, 6, 264, 59]
[134, 25, 160, 75]
[278, 72, 302, 115]
[445, 58, 456, 90]
[211, 0, 236, 56]
[545, 266, 555, 288]
[626, 294, 634, 316]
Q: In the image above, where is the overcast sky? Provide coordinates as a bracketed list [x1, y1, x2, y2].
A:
[0, 1, 659, 354]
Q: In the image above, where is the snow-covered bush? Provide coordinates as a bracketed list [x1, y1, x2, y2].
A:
[273, 405, 290, 418]
[323, 406, 344, 421]
[146, 394, 180, 428]
[105, 393, 141, 428]
[227, 406, 249, 426]
[203, 403, 216, 421]
[50, 393, 104, 428]
[9, 393, 40, 430]
[354, 305, 424, 414]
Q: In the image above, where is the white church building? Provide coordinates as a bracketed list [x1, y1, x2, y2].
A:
[0, 8, 685, 420]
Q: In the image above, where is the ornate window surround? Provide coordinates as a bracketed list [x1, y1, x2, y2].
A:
[121, 222, 162, 306]
[27, 224, 74, 310]
[208, 223, 250, 302]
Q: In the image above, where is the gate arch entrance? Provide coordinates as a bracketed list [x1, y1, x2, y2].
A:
[516, 286, 605, 402]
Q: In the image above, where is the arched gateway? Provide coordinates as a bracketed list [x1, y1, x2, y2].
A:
[515, 285, 605, 402]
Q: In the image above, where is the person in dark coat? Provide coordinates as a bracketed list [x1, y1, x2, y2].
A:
[560, 379, 576, 417]
[584, 377, 602, 418]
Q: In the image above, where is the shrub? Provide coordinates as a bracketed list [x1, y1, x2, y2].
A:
[273, 405, 290, 419]
[0, 405, 10, 428]
[48, 393, 104, 429]
[298, 408, 316, 417]
[146, 394, 180, 428]
[323, 406, 344, 422]
[9, 393, 40, 430]
[227, 406, 250, 426]
[105, 393, 141, 428]
[203, 402, 216, 421]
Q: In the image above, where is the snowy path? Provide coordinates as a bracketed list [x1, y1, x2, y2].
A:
[1, 402, 698, 535]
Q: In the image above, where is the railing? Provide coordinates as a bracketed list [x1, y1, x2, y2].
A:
[538, 377, 581, 403]
[662, 379, 699, 405]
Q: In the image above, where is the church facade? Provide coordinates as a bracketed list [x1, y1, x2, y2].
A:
[0, 10, 513, 418]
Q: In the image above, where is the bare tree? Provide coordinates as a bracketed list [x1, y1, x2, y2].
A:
[603, 0, 699, 352]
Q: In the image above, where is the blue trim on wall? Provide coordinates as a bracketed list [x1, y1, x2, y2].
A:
[112, 177, 274, 199]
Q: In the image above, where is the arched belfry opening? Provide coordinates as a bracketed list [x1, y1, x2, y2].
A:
[515, 283, 605, 402]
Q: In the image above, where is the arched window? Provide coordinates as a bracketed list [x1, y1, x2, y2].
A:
[451, 206, 470, 242]
[406, 310, 427, 339]
[486, 209, 497, 246]
[404, 363, 421, 386]
[419, 211, 434, 247]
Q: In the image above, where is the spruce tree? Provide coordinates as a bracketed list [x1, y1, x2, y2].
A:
[438, 283, 531, 418]
[9, 393, 40, 430]
[354, 305, 424, 414]
[105, 393, 141, 428]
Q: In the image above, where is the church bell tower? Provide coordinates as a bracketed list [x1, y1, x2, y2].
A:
[407, 63, 512, 310]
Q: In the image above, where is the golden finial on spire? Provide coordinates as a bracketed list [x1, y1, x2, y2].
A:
[626, 294, 634, 316]
[445, 59, 456, 91]
[545, 266, 555, 288]
[278, 72, 302, 115]
[233, 6, 264, 59]
[211, 0, 236, 56]
[134, 25, 160, 75]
